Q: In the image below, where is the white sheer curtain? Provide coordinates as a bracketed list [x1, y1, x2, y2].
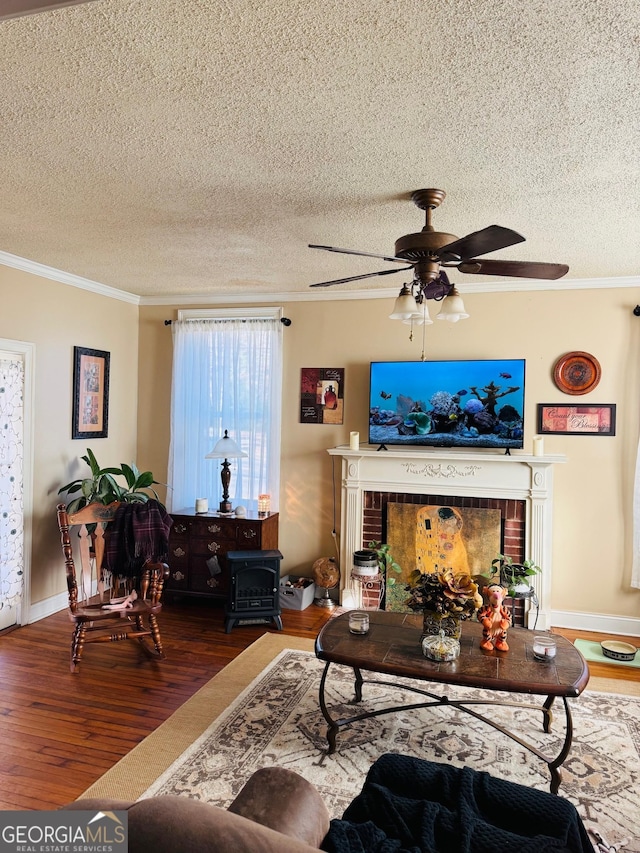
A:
[168, 316, 282, 514]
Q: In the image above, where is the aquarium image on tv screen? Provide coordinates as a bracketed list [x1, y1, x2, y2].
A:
[369, 359, 526, 450]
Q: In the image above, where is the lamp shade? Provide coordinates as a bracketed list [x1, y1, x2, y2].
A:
[389, 284, 419, 320]
[403, 300, 433, 325]
[205, 430, 248, 459]
[436, 285, 469, 323]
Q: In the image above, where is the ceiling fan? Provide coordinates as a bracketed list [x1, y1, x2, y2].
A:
[308, 188, 569, 301]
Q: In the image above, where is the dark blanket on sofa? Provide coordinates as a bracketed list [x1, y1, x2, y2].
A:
[321, 755, 593, 853]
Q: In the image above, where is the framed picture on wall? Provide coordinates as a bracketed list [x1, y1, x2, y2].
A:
[537, 403, 616, 436]
[299, 367, 345, 424]
[72, 346, 110, 439]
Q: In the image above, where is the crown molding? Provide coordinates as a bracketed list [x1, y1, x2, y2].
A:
[0, 251, 140, 305]
[454, 274, 640, 295]
[1, 249, 637, 306]
[141, 274, 640, 305]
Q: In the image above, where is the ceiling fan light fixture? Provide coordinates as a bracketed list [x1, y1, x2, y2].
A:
[435, 285, 469, 323]
[403, 299, 433, 325]
[389, 284, 420, 320]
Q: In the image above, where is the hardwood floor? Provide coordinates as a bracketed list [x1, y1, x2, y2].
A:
[551, 625, 640, 681]
[0, 599, 636, 810]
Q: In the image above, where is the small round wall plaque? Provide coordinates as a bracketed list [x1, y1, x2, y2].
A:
[552, 351, 601, 395]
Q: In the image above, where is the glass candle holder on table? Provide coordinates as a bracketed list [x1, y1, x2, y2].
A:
[349, 612, 370, 635]
[258, 494, 271, 516]
[533, 635, 557, 662]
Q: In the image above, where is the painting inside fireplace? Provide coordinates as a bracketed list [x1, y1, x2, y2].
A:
[385, 503, 501, 611]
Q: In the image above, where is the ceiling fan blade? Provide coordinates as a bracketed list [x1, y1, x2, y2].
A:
[438, 226, 525, 263]
[309, 244, 409, 265]
[0, 0, 99, 20]
[458, 259, 569, 280]
[309, 267, 411, 288]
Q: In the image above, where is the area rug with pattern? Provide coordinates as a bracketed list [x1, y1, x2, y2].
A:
[138, 647, 640, 851]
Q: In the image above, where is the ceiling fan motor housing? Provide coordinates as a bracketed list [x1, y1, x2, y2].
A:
[394, 230, 459, 262]
[395, 188, 458, 265]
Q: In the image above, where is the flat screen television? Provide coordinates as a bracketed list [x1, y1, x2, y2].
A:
[369, 359, 526, 450]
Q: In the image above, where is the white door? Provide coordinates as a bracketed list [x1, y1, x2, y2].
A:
[0, 341, 34, 629]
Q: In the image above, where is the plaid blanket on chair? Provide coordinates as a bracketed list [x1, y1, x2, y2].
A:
[104, 500, 173, 577]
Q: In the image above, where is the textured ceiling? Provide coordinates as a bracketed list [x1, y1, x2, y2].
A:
[0, 0, 639, 300]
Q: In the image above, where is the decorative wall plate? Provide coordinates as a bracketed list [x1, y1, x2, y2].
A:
[552, 351, 601, 395]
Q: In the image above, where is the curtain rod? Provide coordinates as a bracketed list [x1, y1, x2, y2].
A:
[165, 318, 291, 325]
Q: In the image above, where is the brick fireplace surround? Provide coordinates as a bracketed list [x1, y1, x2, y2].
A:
[328, 445, 565, 630]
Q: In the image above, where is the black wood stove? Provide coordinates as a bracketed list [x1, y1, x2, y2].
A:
[225, 549, 283, 633]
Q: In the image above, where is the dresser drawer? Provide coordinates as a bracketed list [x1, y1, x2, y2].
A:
[236, 523, 261, 547]
[165, 541, 188, 588]
[189, 535, 235, 558]
[189, 556, 229, 595]
[190, 518, 229, 537]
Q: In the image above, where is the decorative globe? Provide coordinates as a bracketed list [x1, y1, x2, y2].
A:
[312, 557, 339, 590]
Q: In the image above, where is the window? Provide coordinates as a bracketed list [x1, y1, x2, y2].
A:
[168, 308, 283, 514]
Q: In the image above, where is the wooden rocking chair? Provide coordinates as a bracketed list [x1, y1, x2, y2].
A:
[56, 501, 169, 673]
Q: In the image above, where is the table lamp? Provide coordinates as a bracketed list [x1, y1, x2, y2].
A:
[205, 430, 248, 513]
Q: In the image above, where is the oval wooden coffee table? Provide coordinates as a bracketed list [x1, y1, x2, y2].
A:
[315, 610, 589, 794]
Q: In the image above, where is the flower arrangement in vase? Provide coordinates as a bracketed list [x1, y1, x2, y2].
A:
[405, 568, 484, 640]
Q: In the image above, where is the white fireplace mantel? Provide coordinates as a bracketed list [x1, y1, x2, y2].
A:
[328, 444, 566, 630]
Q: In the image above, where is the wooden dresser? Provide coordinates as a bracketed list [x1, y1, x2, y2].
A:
[165, 510, 279, 601]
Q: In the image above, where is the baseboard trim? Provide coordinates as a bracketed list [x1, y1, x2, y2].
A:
[28, 592, 67, 624]
[26, 597, 640, 638]
[552, 609, 640, 638]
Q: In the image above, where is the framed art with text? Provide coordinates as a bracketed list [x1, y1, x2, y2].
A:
[537, 403, 615, 436]
[72, 346, 110, 439]
[299, 367, 344, 424]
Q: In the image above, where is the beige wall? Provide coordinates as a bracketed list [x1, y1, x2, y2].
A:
[139, 286, 640, 627]
[3, 261, 640, 627]
[0, 266, 139, 605]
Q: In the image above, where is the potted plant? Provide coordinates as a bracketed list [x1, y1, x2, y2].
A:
[58, 448, 165, 514]
[367, 541, 401, 583]
[489, 554, 541, 597]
